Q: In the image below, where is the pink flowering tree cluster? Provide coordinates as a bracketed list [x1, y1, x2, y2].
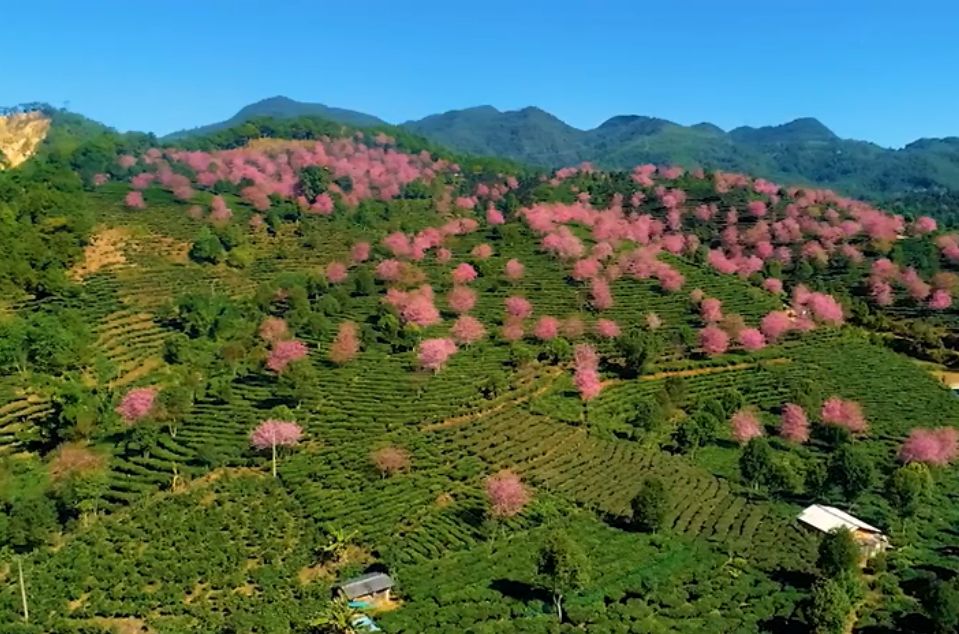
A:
[778, 403, 810, 443]
[451, 315, 486, 345]
[485, 469, 531, 519]
[699, 325, 730, 356]
[898, 427, 958, 465]
[418, 338, 458, 372]
[250, 419, 304, 477]
[329, 321, 361, 365]
[730, 409, 764, 444]
[266, 339, 309, 373]
[700, 298, 723, 323]
[505, 296, 533, 319]
[595, 319, 621, 339]
[447, 285, 477, 314]
[115, 387, 157, 423]
[820, 397, 868, 434]
[451, 262, 478, 284]
[385, 285, 441, 327]
[326, 261, 349, 284]
[533, 316, 560, 341]
[124, 190, 146, 210]
[573, 343, 602, 401]
[504, 259, 525, 280]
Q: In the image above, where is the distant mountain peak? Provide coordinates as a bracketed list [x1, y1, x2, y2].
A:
[163, 96, 385, 140]
[730, 117, 837, 144]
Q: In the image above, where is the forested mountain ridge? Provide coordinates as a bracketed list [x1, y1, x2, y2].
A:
[162, 96, 959, 203]
[0, 111, 958, 632]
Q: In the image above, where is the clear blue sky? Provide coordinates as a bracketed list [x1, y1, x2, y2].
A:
[4, 0, 957, 148]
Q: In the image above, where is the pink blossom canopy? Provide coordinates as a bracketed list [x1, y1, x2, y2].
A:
[485, 469, 531, 518]
[250, 419, 304, 450]
[116, 387, 157, 423]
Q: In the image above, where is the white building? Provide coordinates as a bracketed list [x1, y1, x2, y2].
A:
[798, 504, 890, 558]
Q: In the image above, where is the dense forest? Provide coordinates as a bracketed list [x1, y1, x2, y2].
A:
[0, 107, 957, 633]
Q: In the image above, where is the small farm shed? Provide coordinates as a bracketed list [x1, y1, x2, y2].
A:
[334, 572, 394, 603]
[798, 504, 890, 558]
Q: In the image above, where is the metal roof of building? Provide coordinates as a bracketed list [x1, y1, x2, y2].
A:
[336, 572, 394, 599]
[797, 504, 883, 535]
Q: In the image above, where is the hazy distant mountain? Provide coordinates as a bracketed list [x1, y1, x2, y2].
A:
[167, 96, 959, 199]
[163, 96, 387, 140]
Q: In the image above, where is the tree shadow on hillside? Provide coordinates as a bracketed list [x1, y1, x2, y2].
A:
[768, 567, 817, 591]
[758, 615, 807, 633]
[489, 578, 551, 605]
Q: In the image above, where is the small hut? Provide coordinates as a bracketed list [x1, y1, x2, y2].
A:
[334, 572, 394, 603]
[798, 504, 890, 559]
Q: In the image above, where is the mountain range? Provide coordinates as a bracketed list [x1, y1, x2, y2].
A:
[166, 96, 959, 200]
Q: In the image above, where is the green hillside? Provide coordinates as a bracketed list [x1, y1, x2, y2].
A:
[0, 114, 957, 633]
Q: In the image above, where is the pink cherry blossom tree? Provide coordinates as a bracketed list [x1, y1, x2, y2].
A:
[351, 242, 371, 263]
[699, 326, 730, 356]
[730, 409, 764, 444]
[472, 243, 494, 260]
[898, 427, 958, 465]
[451, 315, 487, 345]
[326, 261, 348, 284]
[115, 387, 157, 423]
[573, 343, 602, 401]
[504, 258, 525, 280]
[329, 321, 360, 365]
[485, 469, 531, 519]
[595, 319, 621, 339]
[760, 311, 792, 342]
[779, 403, 809, 443]
[451, 263, 478, 285]
[533, 316, 560, 340]
[700, 298, 723, 323]
[447, 285, 477, 314]
[821, 397, 868, 434]
[418, 338, 458, 372]
[738, 328, 767, 351]
[124, 190, 146, 210]
[250, 419, 304, 477]
[928, 289, 952, 310]
[266, 339, 309, 373]
[505, 296, 533, 319]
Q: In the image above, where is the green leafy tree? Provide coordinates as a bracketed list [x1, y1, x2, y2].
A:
[739, 437, 775, 489]
[189, 227, 225, 264]
[921, 576, 959, 634]
[537, 529, 591, 622]
[630, 477, 669, 532]
[616, 331, 662, 377]
[299, 165, 331, 201]
[309, 597, 359, 634]
[888, 462, 933, 518]
[817, 527, 861, 578]
[5, 495, 58, 552]
[807, 577, 852, 634]
[828, 444, 874, 502]
[674, 411, 717, 455]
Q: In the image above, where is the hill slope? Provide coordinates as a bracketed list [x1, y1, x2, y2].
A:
[1, 117, 958, 632]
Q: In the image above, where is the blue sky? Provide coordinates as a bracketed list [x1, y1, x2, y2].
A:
[4, 0, 957, 147]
